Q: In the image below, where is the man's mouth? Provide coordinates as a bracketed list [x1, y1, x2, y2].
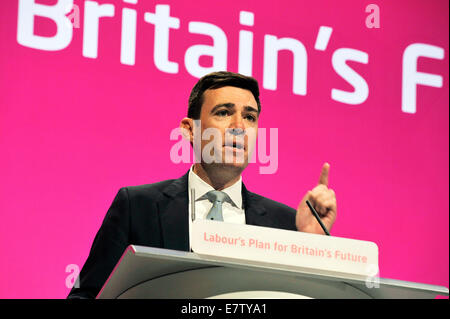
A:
[224, 141, 245, 150]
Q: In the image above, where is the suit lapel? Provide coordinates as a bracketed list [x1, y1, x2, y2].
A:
[158, 171, 190, 252]
[242, 184, 275, 228]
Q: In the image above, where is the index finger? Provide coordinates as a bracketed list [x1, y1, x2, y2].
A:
[318, 162, 330, 186]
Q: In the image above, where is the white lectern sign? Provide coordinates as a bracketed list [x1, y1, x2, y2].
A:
[191, 220, 379, 279]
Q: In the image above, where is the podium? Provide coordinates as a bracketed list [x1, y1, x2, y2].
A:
[97, 245, 449, 299]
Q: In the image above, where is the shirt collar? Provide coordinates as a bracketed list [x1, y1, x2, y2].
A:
[188, 165, 243, 209]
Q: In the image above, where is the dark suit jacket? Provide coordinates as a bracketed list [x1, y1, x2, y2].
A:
[67, 171, 296, 299]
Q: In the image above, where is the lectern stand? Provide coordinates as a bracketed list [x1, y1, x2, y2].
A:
[97, 245, 449, 299]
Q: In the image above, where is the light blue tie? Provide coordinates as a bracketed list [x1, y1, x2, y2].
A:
[205, 190, 229, 221]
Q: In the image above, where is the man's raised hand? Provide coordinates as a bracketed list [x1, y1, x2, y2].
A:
[295, 163, 337, 234]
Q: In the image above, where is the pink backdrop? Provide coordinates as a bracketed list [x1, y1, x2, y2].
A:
[0, 0, 448, 298]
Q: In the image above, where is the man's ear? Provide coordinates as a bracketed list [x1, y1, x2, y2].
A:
[180, 118, 194, 143]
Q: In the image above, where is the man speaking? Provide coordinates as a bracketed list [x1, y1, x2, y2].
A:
[68, 71, 337, 299]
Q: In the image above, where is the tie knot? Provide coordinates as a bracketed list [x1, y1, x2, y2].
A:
[206, 190, 229, 203]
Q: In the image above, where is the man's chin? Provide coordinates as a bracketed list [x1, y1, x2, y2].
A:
[206, 159, 248, 173]
[221, 161, 248, 170]
[199, 148, 250, 173]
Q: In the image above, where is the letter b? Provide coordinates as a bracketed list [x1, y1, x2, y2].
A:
[17, 0, 74, 51]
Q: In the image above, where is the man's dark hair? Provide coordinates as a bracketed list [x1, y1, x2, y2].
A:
[188, 71, 261, 119]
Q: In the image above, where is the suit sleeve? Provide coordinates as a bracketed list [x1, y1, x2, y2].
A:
[67, 188, 131, 299]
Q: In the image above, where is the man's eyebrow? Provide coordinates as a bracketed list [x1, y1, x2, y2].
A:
[211, 103, 259, 114]
[244, 106, 259, 113]
[210, 103, 235, 113]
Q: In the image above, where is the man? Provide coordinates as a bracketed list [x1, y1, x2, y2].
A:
[67, 71, 337, 299]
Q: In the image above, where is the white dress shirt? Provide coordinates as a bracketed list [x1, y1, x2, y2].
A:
[188, 165, 246, 249]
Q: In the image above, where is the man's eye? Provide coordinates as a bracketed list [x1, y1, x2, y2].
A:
[216, 110, 229, 116]
[245, 114, 257, 122]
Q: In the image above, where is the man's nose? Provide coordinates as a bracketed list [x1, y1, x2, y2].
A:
[229, 113, 245, 134]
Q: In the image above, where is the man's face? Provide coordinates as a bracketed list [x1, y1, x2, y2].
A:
[196, 86, 259, 171]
